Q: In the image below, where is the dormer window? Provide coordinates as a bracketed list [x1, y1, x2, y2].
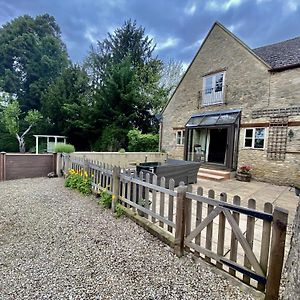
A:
[202, 71, 225, 106]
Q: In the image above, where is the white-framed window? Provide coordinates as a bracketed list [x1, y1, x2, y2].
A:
[202, 71, 225, 106]
[244, 128, 266, 149]
[176, 130, 185, 145]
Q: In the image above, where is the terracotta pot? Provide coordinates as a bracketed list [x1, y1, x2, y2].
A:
[236, 172, 251, 182]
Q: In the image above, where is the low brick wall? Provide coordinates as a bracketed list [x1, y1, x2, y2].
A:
[71, 152, 167, 168]
[0, 153, 56, 181]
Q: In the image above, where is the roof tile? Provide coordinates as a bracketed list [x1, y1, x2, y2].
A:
[252, 37, 300, 69]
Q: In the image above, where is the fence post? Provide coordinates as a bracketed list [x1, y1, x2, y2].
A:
[0, 152, 6, 181]
[265, 207, 288, 300]
[83, 158, 89, 175]
[53, 152, 58, 176]
[174, 185, 187, 257]
[112, 166, 120, 213]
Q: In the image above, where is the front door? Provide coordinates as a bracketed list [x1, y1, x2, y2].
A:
[207, 128, 227, 164]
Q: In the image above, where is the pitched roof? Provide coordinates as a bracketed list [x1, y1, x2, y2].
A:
[253, 37, 300, 70]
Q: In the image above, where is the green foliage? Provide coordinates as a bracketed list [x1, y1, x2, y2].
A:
[85, 19, 155, 85]
[114, 203, 125, 218]
[85, 20, 168, 150]
[1, 100, 42, 152]
[24, 109, 43, 124]
[0, 16, 172, 153]
[65, 169, 92, 195]
[0, 129, 18, 152]
[118, 148, 126, 153]
[92, 125, 129, 151]
[54, 143, 75, 153]
[1, 100, 20, 135]
[127, 129, 159, 152]
[0, 14, 69, 111]
[41, 64, 92, 149]
[29, 141, 47, 153]
[97, 190, 112, 209]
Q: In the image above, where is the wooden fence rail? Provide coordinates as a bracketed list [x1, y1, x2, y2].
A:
[62, 155, 288, 300]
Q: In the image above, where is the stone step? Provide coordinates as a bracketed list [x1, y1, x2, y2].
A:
[197, 172, 226, 181]
[198, 167, 231, 179]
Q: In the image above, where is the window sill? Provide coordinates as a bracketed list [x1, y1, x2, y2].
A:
[242, 147, 265, 151]
[200, 102, 225, 108]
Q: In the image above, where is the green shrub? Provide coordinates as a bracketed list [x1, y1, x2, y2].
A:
[97, 190, 112, 208]
[118, 148, 126, 153]
[55, 143, 75, 153]
[92, 125, 128, 151]
[127, 129, 159, 152]
[65, 169, 92, 195]
[114, 203, 125, 218]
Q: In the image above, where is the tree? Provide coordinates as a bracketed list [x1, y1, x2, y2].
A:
[160, 59, 185, 100]
[85, 19, 155, 86]
[41, 64, 92, 150]
[1, 100, 42, 152]
[0, 14, 69, 111]
[85, 20, 167, 150]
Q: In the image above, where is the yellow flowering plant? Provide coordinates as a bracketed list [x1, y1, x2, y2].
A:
[65, 168, 92, 195]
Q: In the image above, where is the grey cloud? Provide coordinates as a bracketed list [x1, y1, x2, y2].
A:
[0, 0, 299, 64]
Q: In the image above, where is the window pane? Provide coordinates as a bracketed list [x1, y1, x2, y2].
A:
[176, 131, 182, 144]
[255, 128, 265, 139]
[245, 129, 253, 138]
[205, 76, 213, 94]
[215, 73, 224, 92]
[245, 138, 252, 147]
[254, 139, 264, 148]
[200, 115, 219, 126]
[182, 131, 185, 145]
[186, 116, 204, 127]
[216, 113, 238, 125]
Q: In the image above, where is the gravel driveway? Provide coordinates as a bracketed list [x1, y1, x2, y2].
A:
[0, 178, 255, 300]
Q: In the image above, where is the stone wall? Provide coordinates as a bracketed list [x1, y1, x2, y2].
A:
[162, 23, 270, 153]
[282, 198, 300, 299]
[71, 152, 167, 168]
[238, 126, 300, 186]
[161, 22, 300, 185]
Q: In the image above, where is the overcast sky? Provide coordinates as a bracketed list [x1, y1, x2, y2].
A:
[1, 0, 300, 68]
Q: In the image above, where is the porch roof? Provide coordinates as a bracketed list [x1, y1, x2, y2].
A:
[186, 109, 241, 128]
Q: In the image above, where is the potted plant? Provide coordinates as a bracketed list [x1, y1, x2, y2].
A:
[236, 164, 252, 182]
[295, 184, 300, 196]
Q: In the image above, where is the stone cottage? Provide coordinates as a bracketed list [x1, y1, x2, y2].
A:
[160, 22, 300, 185]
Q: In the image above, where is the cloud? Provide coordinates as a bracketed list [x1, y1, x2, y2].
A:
[206, 0, 244, 11]
[286, 0, 300, 12]
[184, 3, 197, 15]
[156, 37, 180, 51]
[0, 0, 300, 65]
[228, 22, 243, 33]
[182, 61, 190, 71]
[182, 38, 204, 52]
[84, 27, 98, 43]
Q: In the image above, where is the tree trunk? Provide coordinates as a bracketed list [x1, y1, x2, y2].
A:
[16, 134, 26, 153]
[16, 125, 32, 153]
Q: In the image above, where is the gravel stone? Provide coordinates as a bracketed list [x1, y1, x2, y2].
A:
[0, 178, 255, 300]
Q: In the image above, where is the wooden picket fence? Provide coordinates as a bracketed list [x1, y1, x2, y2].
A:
[62, 154, 288, 300]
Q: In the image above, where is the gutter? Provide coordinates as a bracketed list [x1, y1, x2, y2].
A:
[269, 62, 300, 72]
